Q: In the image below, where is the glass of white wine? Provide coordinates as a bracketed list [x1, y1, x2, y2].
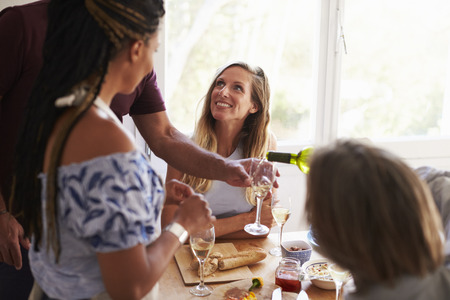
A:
[269, 196, 292, 256]
[190, 224, 215, 297]
[328, 263, 352, 300]
[244, 158, 276, 236]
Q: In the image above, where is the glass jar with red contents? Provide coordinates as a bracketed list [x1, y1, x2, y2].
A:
[275, 257, 302, 293]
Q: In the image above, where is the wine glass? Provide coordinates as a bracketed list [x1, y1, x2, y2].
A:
[328, 263, 352, 300]
[190, 224, 215, 297]
[269, 196, 292, 256]
[244, 158, 276, 236]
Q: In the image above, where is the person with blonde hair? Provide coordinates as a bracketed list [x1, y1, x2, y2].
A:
[305, 139, 450, 300]
[163, 61, 276, 238]
[10, 0, 215, 299]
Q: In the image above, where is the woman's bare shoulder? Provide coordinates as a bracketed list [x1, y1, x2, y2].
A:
[60, 107, 136, 165]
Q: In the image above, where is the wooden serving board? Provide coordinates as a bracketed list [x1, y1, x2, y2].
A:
[209, 279, 298, 300]
[174, 243, 253, 285]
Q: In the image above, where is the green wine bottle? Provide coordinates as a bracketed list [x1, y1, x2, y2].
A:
[266, 146, 313, 174]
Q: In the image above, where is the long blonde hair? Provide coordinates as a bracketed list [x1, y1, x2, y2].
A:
[305, 139, 444, 292]
[182, 61, 271, 204]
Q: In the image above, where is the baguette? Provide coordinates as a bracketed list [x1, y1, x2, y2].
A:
[218, 248, 267, 271]
[190, 251, 224, 271]
[202, 258, 219, 277]
[190, 257, 219, 277]
[210, 251, 224, 259]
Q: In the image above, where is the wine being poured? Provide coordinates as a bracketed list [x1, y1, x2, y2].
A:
[252, 182, 271, 198]
[266, 146, 313, 174]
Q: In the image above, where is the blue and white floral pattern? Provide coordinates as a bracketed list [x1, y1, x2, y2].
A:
[30, 150, 164, 299]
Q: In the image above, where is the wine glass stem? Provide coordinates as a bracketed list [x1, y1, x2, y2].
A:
[199, 260, 205, 288]
[278, 224, 284, 248]
[335, 281, 343, 300]
[255, 196, 263, 226]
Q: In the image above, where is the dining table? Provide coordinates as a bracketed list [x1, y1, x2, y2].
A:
[158, 230, 336, 299]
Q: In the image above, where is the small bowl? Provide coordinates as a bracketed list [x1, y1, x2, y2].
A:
[302, 259, 335, 290]
[281, 240, 312, 266]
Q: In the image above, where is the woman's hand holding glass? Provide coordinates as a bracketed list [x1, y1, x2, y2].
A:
[170, 182, 215, 235]
[164, 179, 194, 205]
[164, 175, 216, 297]
[260, 196, 276, 228]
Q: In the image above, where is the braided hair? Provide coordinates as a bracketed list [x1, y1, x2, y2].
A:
[10, 0, 164, 261]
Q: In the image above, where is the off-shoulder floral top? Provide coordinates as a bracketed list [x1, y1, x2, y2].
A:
[30, 150, 164, 299]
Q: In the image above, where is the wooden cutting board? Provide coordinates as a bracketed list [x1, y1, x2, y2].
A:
[209, 279, 298, 299]
[174, 243, 254, 285]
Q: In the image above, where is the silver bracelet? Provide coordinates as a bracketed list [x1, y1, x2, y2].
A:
[0, 209, 8, 216]
[163, 222, 189, 245]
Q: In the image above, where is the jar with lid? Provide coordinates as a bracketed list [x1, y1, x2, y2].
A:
[275, 257, 302, 293]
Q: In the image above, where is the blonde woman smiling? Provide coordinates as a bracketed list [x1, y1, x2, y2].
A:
[163, 62, 277, 239]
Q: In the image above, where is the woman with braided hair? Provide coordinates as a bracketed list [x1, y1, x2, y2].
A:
[10, 0, 214, 299]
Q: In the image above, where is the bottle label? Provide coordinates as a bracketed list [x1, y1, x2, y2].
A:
[266, 152, 292, 164]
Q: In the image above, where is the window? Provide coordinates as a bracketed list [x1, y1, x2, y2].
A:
[162, 0, 450, 169]
[340, 0, 450, 139]
[165, 0, 316, 143]
[338, 0, 450, 169]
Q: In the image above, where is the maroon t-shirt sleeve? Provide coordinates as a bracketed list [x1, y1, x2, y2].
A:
[110, 70, 166, 121]
[129, 70, 166, 115]
[0, 8, 25, 96]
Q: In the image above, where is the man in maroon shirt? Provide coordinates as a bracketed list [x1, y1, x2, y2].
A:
[0, 1, 251, 299]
